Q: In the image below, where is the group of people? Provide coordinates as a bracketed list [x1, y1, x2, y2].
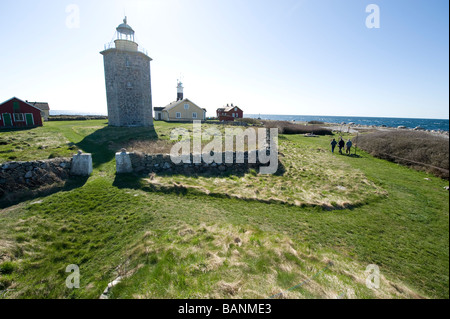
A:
[331, 137, 353, 155]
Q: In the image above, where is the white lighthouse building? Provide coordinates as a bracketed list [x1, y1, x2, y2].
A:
[176, 80, 184, 101]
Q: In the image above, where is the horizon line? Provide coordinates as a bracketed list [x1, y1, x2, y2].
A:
[245, 114, 450, 121]
[48, 110, 450, 121]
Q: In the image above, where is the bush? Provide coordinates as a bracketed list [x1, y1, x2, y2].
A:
[239, 118, 263, 126]
[263, 121, 332, 136]
[355, 131, 449, 179]
[308, 121, 325, 125]
[0, 277, 11, 290]
[119, 139, 175, 154]
[0, 262, 15, 275]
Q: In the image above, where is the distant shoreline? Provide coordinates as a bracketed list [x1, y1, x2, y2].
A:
[50, 110, 107, 116]
[51, 111, 449, 122]
[246, 114, 449, 132]
[48, 111, 449, 132]
[246, 114, 449, 121]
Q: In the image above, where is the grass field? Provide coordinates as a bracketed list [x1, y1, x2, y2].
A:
[0, 120, 448, 299]
[148, 133, 387, 208]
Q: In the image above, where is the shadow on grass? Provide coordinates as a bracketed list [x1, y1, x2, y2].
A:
[346, 153, 363, 158]
[0, 127, 41, 133]
[75, 126, 158, 168]
[112, 173, 145, 190]
[0, 176, 89, 209]
[113, 172, 192, 196]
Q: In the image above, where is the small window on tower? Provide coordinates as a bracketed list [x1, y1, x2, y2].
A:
[126, 59, 130, 67]
[127, 82, 133, 89]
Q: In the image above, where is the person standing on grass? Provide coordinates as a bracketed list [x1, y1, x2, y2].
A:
[346, 139, 353, 155]
[331, 138, 337, 153]
[338, 138, 345, 154]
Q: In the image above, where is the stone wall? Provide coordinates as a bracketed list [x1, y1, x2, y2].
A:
[127, 151, 272, 176]
[0, 158, 72, 198]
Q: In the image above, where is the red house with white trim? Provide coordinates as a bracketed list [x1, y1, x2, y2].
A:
[0, 97, 43, 129]
[216, 104, 243, 122]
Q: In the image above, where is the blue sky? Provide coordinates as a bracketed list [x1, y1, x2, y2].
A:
[0, 0, 448, 119]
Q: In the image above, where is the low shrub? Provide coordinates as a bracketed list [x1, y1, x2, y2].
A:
[0, 277, 12, 290]
[308, 121, 325, 125]
[116, 139, 175, 154]
[0, 262, 15, 275]
[239, 118, 264, 126]
[263, 121, 332, 136]
[355, 130, 449, 179]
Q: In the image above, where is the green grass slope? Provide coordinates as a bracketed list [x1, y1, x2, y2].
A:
[0, 121, 448, 299]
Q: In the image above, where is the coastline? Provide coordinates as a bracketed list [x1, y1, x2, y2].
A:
[246, 114, 450, 133]
[321, 122, 450, 138]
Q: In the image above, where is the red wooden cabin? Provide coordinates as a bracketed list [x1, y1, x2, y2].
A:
[0, 97, 43, 129]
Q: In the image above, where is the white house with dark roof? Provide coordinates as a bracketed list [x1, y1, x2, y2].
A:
[157, 99, 206, 122]
[154, 81, 206, 122]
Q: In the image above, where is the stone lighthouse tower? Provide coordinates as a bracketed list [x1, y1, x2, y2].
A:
[100, 17, 153, 127]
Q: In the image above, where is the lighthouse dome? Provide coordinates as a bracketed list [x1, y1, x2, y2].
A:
[116, 17, 135, 36]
